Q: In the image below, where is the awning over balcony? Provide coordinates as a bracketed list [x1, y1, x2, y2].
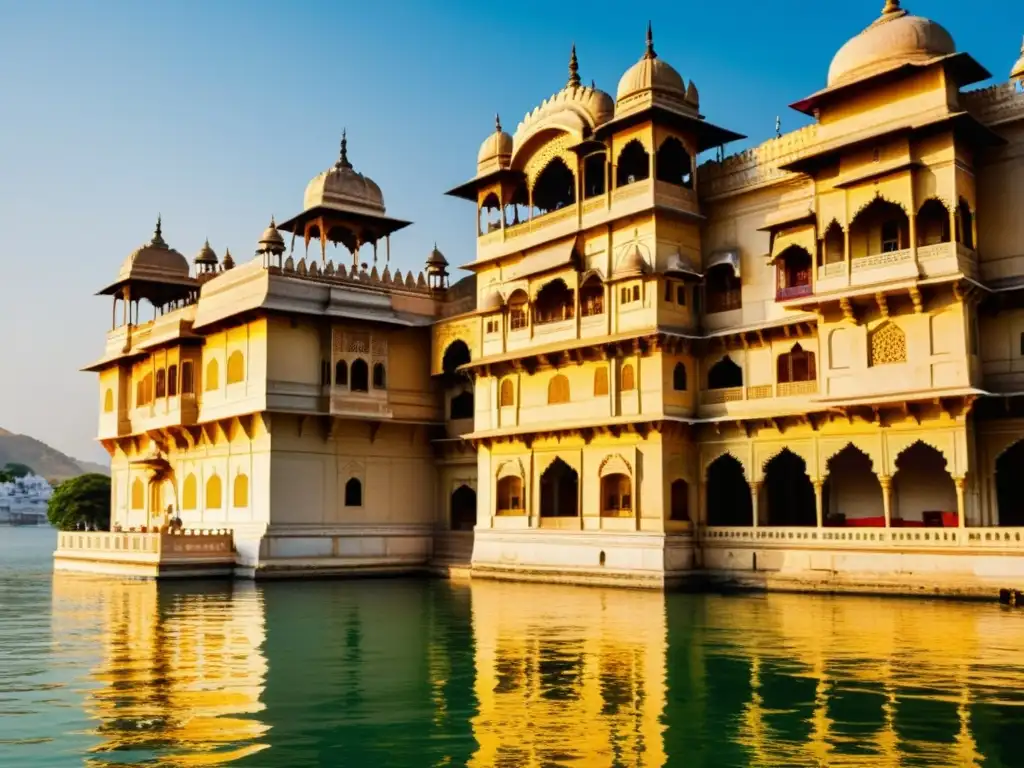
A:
[769, 224, 816, 265]
[706, 249, 741, 278]
[664, 251, 702, 280]
[502, 237, 577, 282]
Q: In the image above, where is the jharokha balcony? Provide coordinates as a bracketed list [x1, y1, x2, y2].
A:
[54, 528, 235, 578]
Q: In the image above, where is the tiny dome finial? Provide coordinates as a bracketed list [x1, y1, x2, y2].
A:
[152, 214, 167, 247]
[495, 113, 502, 133]
[270, 215, 276, 228]
[336, 129, 352, 170]
[645, 21, 656, 60]
[882, 0, 902, 15]
[568, 43, 581, 88]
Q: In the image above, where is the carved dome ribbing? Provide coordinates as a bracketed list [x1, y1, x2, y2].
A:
[827, 1, 955, 88]
[303, 131, 386, 215]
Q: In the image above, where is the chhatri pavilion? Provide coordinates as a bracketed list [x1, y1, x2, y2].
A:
[56, 3, 1024, 594]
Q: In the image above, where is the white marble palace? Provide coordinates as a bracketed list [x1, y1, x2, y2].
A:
[56, 4, 1024, 595]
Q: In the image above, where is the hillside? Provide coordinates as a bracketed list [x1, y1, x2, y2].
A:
[0, 428, 109, 482]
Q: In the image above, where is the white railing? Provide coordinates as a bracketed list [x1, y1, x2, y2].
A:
[916, 242, 954, 260]
[56, 529, 234, 560]
[819, 262, 845, 278]
[703, 526, 1024, 550]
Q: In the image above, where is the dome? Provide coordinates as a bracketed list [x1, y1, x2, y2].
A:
[194, 239, 218, 266]
[222, 248, 235, 270]
[303, 131, 386, 215]
[511, 45, 614, 156]
[479, 290, 503, 312]
[426, 243, 448, 270]
[1012, 37, 1024, 84]
[827, 1, 956, 88]
[477, 114, 513, 174]
[116, 217, 190, 284]
[257, 217, 285, 256]
[615, 24, 698, 118]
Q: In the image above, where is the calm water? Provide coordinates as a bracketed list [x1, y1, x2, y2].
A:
[3, 528, 1024, 767]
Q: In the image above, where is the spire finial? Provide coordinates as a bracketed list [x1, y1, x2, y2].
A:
[882, 0, 901, 15]
[151, 214, 166, 246]
[775, 116, 781, 138]
[495, 113, 502, 133]
[645, 21, 656, 59]
[337, 129, 351, 169]
[270, 215, 277, 228]
[568, 43, 581, 88]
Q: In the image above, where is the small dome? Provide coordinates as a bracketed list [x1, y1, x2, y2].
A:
[477, 114, 513, 173]
[1012, 37, 1024, 84]
[194, 239, 218, 266]
[222, 248, 235, 270]
[615, 244, 648, 278]
[426, 243, 448, 270]
[615, 24, 697, 118]
[116, 217, 190, 284]
[303, 131, 385, 214]
[479, 290, 503, 312]
[827, 1, 955, 88]
[257, 217, 285, 256]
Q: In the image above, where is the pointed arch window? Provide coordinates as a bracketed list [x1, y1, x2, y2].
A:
[226, 351, 245, 384]
[777, 343, 816, 383]
[594, 366, 609, 397]
[548, 374, 570, 404]
[182, 474, 197, 510]
[168, 364, 178, 396]
[335, 359, 348, 387]
[130, 478, 145, 510]
[233, 474, 249, 508]
[206, 475, 223, 510]
[672, 362, 687, 391]
[155, 369, 166, 399]
[344, 477, 363, 507]
[620, 363, 636, 392]
[205, 359, 220, 391]
[616, 140, 650, 187]
[350, 359, 369, 392]
[499, 378, 515, 407]
[372, 362, 386, 389]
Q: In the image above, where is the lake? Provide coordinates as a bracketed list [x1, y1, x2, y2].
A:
[2, 526, 1024, 766]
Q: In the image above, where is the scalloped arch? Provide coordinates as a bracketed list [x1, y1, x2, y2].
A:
[598, 453, 632, 478]
[495, 458, 525, 481]
[820, 440, 879, 477]
[758, 444, 815, 483]
[703, 447, 749, 480]
[887, 436, 955, 478]
[851, 193, 908, 223]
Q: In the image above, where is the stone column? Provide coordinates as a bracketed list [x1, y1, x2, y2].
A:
[955, 476, 967, 528]
[879, 475, 893, 528]
[749, 481, 761, 529]
[813, 480, 824, 528]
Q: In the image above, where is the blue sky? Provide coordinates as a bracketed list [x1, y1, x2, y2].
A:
[0, 0, 1018, 463]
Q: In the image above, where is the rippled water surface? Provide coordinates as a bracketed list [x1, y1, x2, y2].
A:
[3, 527, 1024, 766]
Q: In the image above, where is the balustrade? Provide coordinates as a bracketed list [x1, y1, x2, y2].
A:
[775, 283, 812, 301]
[776, 380, 818, 397]
[851, 247, 913, 272]
[702, 387, 743, 405]
[703, 526, 1024, 551]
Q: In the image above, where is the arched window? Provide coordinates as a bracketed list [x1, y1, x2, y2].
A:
[205, 359, 220, 391]
[706, 454, 753, 526]
[182, 474, 197, 510]
[670, 479, 690, 521]
[706, 264, 742, 313]
[548, 374, 570, 404]
[233, 474, 249, 508]
[499, 379, 515, 407]
[776, 246, 812, 298]
[534, 279, 575, 325]
[540, 459, 578, 518]
[372, 363, 386, 389]
[450, 390, 474, 420]
[616, 140, 650, 187]
[344, 477, 362, 507]
[821, 221, 844, 265]
[601, 473, 632, 515]
[450, 485, 477, 531]
[103, 389, 114, 413]
[478, 191, 502, 235]
[442, 340, 472, 375]
[869, 322, 907, 366]
[655, 137, 693, 188]
[850, 197, 909, 257]
[672, 362, 687, 391]
[532, 157, 576, 214]
[155, 369, 166, 399]
[580, 274, 604, 317]
[917, 199, 951, 246]
[594, 366, 609, 396]
[708, 356, 743, 389]
[583, 153, 606, 199]
[130, 478, 144, 510]
[206, 475, 222, 510]
[168, 364, 178, 396]
[508, 290, 529, 331]
[956, 198, 974, 250]
[497, 476, 523, 512]
[181, 361, 194, 395]
[763, 449, 816, 526]
[777, 343, 816, 383]
[226, 351, 245, 384]
[350, 359, 369, 392]
[335, 360, 348, 387]
[620, 363, 636, 392]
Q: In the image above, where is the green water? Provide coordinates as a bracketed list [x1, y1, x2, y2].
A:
[2, 527, 1024, 767]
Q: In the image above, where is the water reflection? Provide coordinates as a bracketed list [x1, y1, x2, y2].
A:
[51, 575, 269, 766]
[30, 563, 1024, 766]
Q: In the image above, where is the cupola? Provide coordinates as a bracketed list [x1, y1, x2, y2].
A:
[477, 114, 513, 175]
[256, 217, 286, 265]
[303, 131, 385, 215]
[426, 243, 449, 291]
[194, 239, 218, 274]
[615, 23, 699, 119]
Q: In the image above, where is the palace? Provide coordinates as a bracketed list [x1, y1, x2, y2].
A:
[56, 2, 1024, 595]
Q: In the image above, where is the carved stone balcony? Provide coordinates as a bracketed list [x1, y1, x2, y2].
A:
[702, 387, 744, 405]
[329, 388, 392, 419]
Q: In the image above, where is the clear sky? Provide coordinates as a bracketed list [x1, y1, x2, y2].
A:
[0, 0, 1018, 464]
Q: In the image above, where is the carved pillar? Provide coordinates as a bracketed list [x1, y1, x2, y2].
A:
[813, 480, 824, 528]
[879, 475, 892, 528]
[749, 481, 761, 528]
[955, 476, 967, 528]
